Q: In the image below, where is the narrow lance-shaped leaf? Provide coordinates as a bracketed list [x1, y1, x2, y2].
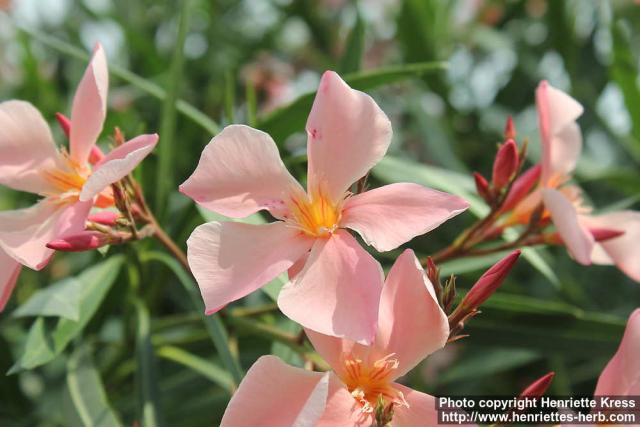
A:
[9, 256, 124, 374]
[65, 345, 123, 427]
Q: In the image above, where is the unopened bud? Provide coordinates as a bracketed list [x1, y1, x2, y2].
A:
[461, 250, 521, 310]
[519, 372, 555, 398]
[492, 139, 519, 191]
[55, 113, 71, 137]
[501, 165, 542, 212]
[504, 115, 516, 140]
[590, 228, 625, 242]
[474, 172, 492, 204]
[89, 146, 105, 165]
[87, 211, 120, 226]
[46, 231, 109, 252]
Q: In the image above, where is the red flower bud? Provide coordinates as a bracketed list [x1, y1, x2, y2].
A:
[473, 172, 492, 204]
[504, 115, 516, 140]
[89, 146, 105, 165]
[519, 372, 555, 398]
[46, 231, 108, 252]
[461, 250, 521, 310]
[501, 164, 542, 212]
[87, 211, 120, 226]
[492, 139, 519, 191]
[590, 228, 625, 242]
[55, 113, 71, 138]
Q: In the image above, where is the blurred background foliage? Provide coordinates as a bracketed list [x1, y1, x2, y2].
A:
[1, 0, 640, 425]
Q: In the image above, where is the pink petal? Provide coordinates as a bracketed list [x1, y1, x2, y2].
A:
[0, 200, 92, 270]
[304, 329, 363, 379]
[79, 133, 158, 202]
[581, 211, 640, 282]
[542, 188, 593, 265]
[278, 230, 384, 345]
[0, 250, 21, 311]
[220, 355, 329, 427]
[594, 309, 640, 395]
[70, 44, 108, 165]
[186, 221, 313, 314]
[391, 385, 442, 427]
[306, 71, 392, 202]
[373, 249, 449, 379]
[0, 100, 63, 194]
[180, 125, 302, 218]
[315, 376, 364, 426]
[536, 81, 583, 183]
[341, 183, 469, 252]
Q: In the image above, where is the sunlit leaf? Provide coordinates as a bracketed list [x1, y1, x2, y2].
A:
[13, 278, 82, 321]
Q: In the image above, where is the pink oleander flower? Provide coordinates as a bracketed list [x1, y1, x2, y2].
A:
[180, 71, 469, 344]
[219, 250, 452, 427]
[562, 309, 639, 427]
[508, 81, 640, 281]
[0, 44, 158, 311]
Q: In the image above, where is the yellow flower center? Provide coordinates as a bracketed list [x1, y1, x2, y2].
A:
[341, 353, 407, 415]
[40, 154, 90, 203]
[286, 187, 343, 238]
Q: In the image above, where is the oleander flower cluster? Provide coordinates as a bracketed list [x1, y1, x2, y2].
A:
[1, 42, 638, 427]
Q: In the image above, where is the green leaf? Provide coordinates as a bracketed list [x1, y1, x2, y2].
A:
[156, 346, 234, 393]
[9, 256, 124, 374]
[66, 345, 123, 427]
[155, 0, 191, 216]
[256, 61, 448, 143]
[437, 348, 541, 385]
[610, 20, 640, 158]
[197, 205, 266, 225]
[339, 9, 365, 74]
[139, 252, 243, 388]
[19, 27, 220, 136]
[13, 277, 82, 321]
[134, 299, 164, 427]
[465, 293, 626, 355]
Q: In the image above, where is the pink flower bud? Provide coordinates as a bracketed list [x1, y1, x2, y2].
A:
[473, 172, 492, 203]
[461, 250, 521, 310]
[55, 113, 71, 138]
[492, 139, 519, 190]
[504, 115, 516, 140]
[519, 372, 555, 397]
[87, 211, 120, 226]
[589, 227, 625, 242]
[501, 164, 541, 212]
[89, 145, 105, 165]
[46, 231, 108, 252]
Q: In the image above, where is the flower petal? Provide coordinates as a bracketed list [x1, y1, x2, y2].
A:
[341, 183, 469, 252]
[0, 100, 63, 194]
[180, 125, 302, 218]
[306, 71, 392, 202]
[315, 375, 363, 427]
[278, 230, 384, 345]
[304, 329, 364, 379]
[187, 221, 313, 314]
[594, 309, 640, 395]
[0, 250, 21, 311]
[542, 188, 593, 265]
[0, 200, 92, 270]
[70, 44, 109, 165]
[536, 81, 583, 183]
[391, 385, 442, 427]
[581, 211, 640, 282]
[79, 134, 158, 201]
[220, 355, 329, 427]
[374, 249, 449, 379]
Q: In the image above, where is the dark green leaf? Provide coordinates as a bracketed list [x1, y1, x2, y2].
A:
[9, 256, 124, 374]
[66, 345, 123, 427]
